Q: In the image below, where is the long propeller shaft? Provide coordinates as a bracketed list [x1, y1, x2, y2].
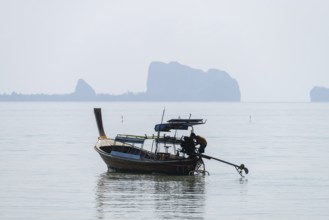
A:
[198, 153, 249, 176]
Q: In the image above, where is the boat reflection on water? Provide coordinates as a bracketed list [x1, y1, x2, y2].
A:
[95, 172, 206, 220]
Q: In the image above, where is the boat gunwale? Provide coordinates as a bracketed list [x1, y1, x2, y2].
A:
[94, 145, 198, 164]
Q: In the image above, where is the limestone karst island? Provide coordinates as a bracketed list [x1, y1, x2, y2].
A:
[0, 62, 241, 102]
[310, 86, 329, 102]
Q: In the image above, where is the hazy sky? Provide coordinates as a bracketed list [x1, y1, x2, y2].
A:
[1, 0, 328, 102]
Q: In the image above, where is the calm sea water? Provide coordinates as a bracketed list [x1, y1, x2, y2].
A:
[0, 102, 328, 220]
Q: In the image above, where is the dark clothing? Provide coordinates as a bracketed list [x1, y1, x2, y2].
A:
[195, 135, 207, 154]
[181, 136, 196, 155]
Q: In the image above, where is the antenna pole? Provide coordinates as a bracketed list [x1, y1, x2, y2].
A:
[156, 108, 166, 154]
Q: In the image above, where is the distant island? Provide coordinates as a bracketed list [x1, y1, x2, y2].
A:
[0, 61, 241, 102]
[310, 86, 329, 102]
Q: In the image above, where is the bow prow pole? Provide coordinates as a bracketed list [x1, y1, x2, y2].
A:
[94, 108, 107, 139]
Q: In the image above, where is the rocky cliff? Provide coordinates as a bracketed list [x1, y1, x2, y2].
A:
[310, 86, 329, 102]
[145, 61, 240, 101]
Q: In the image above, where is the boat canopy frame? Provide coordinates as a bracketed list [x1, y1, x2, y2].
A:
[115, 134, 146, 145]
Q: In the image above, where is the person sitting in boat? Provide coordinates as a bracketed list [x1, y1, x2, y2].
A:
[191, 133, 207, 154]
[181, 136, 195, 155]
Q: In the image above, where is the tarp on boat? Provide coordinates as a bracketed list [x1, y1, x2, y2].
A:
[167, 119, 204, 124]
[154, 123, 188, 132]
[154, 118, 205, 132]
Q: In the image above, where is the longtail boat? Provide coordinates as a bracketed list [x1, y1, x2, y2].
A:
[93, 108, 249, 176]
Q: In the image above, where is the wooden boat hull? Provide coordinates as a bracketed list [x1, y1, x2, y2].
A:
[94, 143, 199, 175]
[93, 108, 203, 175]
